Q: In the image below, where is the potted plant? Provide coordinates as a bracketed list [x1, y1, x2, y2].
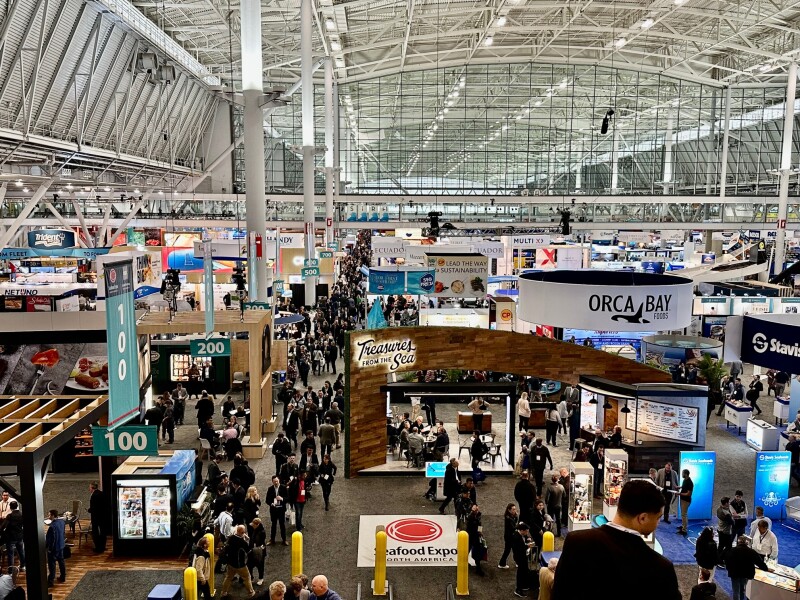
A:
[696, 354, 727, 419]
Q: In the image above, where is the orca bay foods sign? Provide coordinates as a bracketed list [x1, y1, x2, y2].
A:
[517, 270, 693, 332]
[351, 334, 417, 372]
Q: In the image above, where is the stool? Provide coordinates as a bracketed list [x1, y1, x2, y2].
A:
[148, 584, 182, 600]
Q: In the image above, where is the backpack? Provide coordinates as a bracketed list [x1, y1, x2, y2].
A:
[225, 539, 248, 569]
[243, 465, 256, 488]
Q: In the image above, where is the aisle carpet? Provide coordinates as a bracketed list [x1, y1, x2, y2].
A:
[66, 569, 184, 600]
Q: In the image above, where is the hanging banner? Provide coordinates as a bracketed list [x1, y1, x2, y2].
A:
[203, 241, 214, 335]
[368, 270, 405, 295]
[27, 229, 76, 252]
[679, 451, 716, 520]
[741, 314, 800, 373]
[536, 248, 556, 269]
[556, 247, 583, 270]
[471, 241, 505, 258]
[0, 247, 110, 260]
[406, 270, 436, 295]
[754, 451, 791, 519]
[425, 253, 488, 298]
[103, 259, 140, 429]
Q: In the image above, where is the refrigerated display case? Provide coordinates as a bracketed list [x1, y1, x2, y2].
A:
[603, 449, 628, 520]
[111, 449, 197, 555]
[569, 462, 593, 532]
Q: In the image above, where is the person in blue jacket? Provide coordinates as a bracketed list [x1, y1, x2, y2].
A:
[45, 509, 66, 587]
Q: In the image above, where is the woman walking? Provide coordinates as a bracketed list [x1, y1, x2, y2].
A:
[318, 454, 337, 511]
[517, 392, 531, 432]
[498, 503, 519, 569]
[248, 518, 267, 586]
[694, 526, 718, 581]
[243, 486, 261, 533]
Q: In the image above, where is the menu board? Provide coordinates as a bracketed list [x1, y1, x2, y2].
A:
[626, 399, 698, 444]
[145, 486, 171, 538]
[118, 487, 143, 539]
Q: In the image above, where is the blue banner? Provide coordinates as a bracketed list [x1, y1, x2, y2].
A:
[754, 451, 791, 519]
[27, 229, 76, 251]
[1, 247, 110, 260]
[103, 259, 141, 429]
[160, 449, 196, 508]
[368, 270, 405, 294]
[741, 315, 800, 373]
[203, 242, 214, 335]
[679, 451, 716, 520]
[406, 270, 435, 295]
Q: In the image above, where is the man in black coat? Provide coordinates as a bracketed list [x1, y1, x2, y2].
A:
[439, 458, 461, 514]
[265, 476, 288, 545]
[726, 536, 770, 600]
[272, 432, 292, 475]
[4, 502, 24, 569]
[529, 439, 553, 496]
[195, 395, 215, 428]
[552, 480, 680, 600]
[514, 471, 537, 526]
[511, 522, 534, 596]
[88, 482, 108, 553]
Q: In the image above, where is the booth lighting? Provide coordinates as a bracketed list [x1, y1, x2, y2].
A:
[620, 402, 631, 414]
[589, 395, 598, 404]
[602, 399, 613, 410]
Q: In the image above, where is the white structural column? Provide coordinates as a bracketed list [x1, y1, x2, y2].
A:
[663, 112, 674, 194]
[333, 81, 341, 219]
[719, 86, 732, 201]
[324, 58, 335, 247]
[241, 0, 268, 301]
[776, 62, 798, 273]
[610, 129, 619, 191]
[301, 0, 316, 302]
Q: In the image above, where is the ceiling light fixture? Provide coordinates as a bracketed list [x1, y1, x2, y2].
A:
[485, 36, 494, 46]
[589, 395, 598, 404]
[15, 180, 22, 187]
[325, 18, 336, 31]
[614, 37, 627, 48]
[602, 399, 613, 410]
[641, 18, 655, 29]
[674, 0, 686, 4]
[496, 16, 507, 27]
[330, 40, 341, 51]
[620, 402, 631, 414]
[22, 187, 28, 193]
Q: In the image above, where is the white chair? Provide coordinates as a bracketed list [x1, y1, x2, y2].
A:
[232, 372, 246, 391]
[199, 437, 212, 460]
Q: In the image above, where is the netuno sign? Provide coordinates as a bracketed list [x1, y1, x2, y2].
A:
[517, 270, 693, 331]
[741, 314, 800, 372]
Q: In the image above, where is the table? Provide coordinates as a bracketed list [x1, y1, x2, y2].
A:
[724, 401, 753, 435]
[746, 418, 779, 451]
[457, 411, 492, 433]
[774, 396, 790, 425]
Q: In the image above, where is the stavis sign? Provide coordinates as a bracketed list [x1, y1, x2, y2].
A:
[741, 314, 800, 373]
[357, 515, 458, 567]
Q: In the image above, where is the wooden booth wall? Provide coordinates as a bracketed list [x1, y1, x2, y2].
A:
[345, 326, 672, 478]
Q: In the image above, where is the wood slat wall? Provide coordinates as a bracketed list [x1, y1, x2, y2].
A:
[346, 327, 672, 477]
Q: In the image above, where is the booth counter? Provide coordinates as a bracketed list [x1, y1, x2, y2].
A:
[748, 565, 800, 600]
[725, 401, 753, 435]
[775, 396, 790, 425]
[746, 418, 780, 451]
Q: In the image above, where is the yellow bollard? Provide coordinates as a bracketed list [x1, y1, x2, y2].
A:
[184, 567, 198, 600]
[292, 531, 304, 576]
[456, 530, 469, 596]
[204, 532, 215, 593]
[542, 531, 554, 552]
[374, 531, 387, 595]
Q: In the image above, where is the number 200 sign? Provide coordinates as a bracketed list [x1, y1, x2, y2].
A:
[103, 260, 140, 429]
[191, 338, 231, 357]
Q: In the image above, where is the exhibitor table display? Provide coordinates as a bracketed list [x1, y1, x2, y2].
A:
[775, 395, 790, 425]
[603, 449, 628, 520]
[746, 418, 779, 451]
[725, 400, 753, 435]
[569, 462, 593, 531]
[748, 563, 800, 600]
[111, 450, 198, 555]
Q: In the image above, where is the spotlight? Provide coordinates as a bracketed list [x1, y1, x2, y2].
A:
[600, 108, 615, 134]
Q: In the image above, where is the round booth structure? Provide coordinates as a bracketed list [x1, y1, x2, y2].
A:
[517, 270, 694, 332]
[641, 334, 722, 371]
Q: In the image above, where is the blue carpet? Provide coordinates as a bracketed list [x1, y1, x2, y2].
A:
[655, 517, 800, 599]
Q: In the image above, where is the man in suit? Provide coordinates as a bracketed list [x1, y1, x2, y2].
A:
[562, 384, 579, 405]
[45, 509, 66, 586]
[439, 458, 461, 514]
[265, 476, 288, 546]
[655, 462, 680, 523]
[552, 480, 681, 600]
[88, 482, 108, 553]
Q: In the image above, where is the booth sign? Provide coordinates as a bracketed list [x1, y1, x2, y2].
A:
[351, 334, 417, 372]
[27, 229, 75, 250]
[741, 315, 800, 373]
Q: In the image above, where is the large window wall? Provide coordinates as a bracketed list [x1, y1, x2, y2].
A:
[233, 63, 796, 196]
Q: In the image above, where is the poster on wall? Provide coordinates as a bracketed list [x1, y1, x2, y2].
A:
[679, 451, 716, 519]
[754, 451, 791, 519]
[580, 389, 599, 429]
[425, 253, 488, 298]
[625, 399, 699, 444]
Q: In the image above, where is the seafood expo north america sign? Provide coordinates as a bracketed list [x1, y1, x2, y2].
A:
[357, 515, 459, 567]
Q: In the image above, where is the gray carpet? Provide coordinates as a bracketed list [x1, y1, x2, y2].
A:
[66, 569, 184, 600]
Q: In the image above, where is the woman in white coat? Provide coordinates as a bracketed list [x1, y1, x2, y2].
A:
[517, 392, 531, 432]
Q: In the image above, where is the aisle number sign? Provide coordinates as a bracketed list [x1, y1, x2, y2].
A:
[319, 251, 333, 259]
[190, 337, 231, 357]
[304, 258, 319, 267]
[103, 260, 140, 429]
[244, 301, 270, 311]
[274, 280, 285, 293]
[302, 267, 319, 278]
[93, 425, 158, 456]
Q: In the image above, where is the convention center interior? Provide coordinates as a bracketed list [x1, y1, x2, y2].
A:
[5, 1, 800, 599]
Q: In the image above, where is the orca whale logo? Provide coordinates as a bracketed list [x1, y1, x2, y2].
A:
[610, 304, 650, 324]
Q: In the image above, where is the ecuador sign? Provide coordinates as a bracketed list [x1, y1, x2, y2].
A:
[357, 515, 458, 567]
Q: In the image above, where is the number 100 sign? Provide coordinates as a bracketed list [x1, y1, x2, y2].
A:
[92, 425, 158, 456]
